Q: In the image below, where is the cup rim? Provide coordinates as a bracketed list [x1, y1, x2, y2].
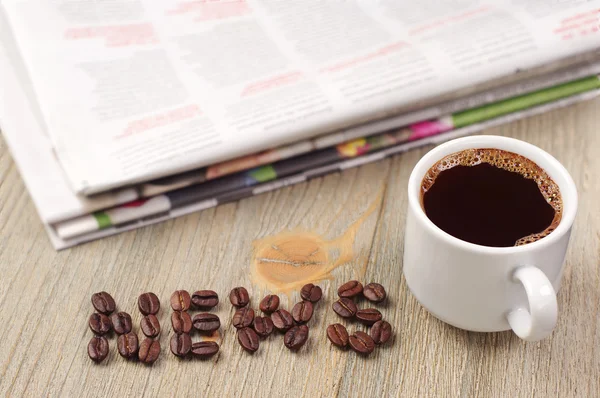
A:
[407, 135, 578, 254]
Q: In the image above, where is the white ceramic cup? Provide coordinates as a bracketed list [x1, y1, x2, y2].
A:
[403, 135, 577, 341]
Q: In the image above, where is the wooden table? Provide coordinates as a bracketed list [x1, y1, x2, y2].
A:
[1, 98, 599, 397]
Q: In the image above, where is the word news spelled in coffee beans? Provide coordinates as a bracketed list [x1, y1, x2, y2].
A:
[87, 281, 393, 363]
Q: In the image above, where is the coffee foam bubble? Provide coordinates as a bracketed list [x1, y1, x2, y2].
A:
[421, 148, 562, 246]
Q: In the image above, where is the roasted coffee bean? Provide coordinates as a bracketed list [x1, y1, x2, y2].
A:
[291, 301, 314, 324]
[271, 309, 294, 332]
[191, 290, 219, 309]
[363, 283, 387, 303]
[171, 311, 193, 334]
[170, 333, 192, 357]
[139, 338, 161, 364]
[111, 312, 132, 335]
[170, 290, 191, 311]
[138, 292, 160, 315]
[117, 332, 139, 359]
[259, 294, 280, 313]
[370, 320, 392, 344]
[349, 331, 375, 355]
[88, 336, 109, 363]
[300, 283, 322, 303]
[89, 313, 112, 335]
[193, 313, 221, 333]
[284, 325, 309, 350]
[229, 287, 250, 308]
[191, 341, 220, 358]
[232, 307, 255, 329]
[332, 298, 357, 318]
[337, 280, 363, 298]
[326, 323, 349, 348]
[253, 316, 274, 338]
[193, 312, 221, 333]
[355, 308, 382, 325]
[237, 327, 259, 353]
[91, 291, 116, 315]
[140, 314, 161, 338]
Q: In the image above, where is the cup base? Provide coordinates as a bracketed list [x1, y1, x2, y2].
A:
[407, 283, 512, 333]
[426, 308, 512, 333]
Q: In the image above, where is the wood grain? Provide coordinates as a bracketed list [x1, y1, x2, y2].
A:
[1, 99, 599, 397]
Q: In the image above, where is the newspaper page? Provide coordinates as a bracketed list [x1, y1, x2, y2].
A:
[1, 0, 599, 194]
[45, 89, 600, 248]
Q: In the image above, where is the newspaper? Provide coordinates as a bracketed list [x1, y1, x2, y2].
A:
[53, 78, 600, 241]
[2, 0, 600, 194]
[41, 89, 600, 248]
[2, 28, 599, 249]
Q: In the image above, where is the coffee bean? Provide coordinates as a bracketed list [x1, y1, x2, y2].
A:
[259, 295, 280, 313]
[237, 327, 259, 353]
[355, 308, 382, 325]
[191, 341, 220, 358]
[284, 325, 309, 350]
[193, 313, 221, 333]
[370, 320, 392, 344]
[337, 280, 363, 298]
[191, 290, 219, 309]
[363, 283, 386, 303]
[170, 290, 191, 311]
[349, 331, 375, 355]
[253, 316, 274, 338]
[271, 309, 294, 332]
[171, 311, 193, 334]
[117, 332, 139, 359]
[326, 323, 349, 348]
[170, 333, 192, 357]
[89, 313, 112, 335]
[232, 307, 255, 329]
[332, 298, 357, 318]
[291, 301, 314, 324]
[229, 287, 250, 308]
[111, 312, 132, 335]
[140, 314, 161, 338]
[91, 291, 116, 315]
[88, 336, 109, 363]
[300, 283, 322, 303]
[139, 338, 161, 364]
[138, 292, 160, 315]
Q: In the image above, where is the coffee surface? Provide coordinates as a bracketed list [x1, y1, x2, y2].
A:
[421, 148, 562, 247]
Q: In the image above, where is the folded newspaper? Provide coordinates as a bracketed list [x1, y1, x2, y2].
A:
[0, 0, 599, 249]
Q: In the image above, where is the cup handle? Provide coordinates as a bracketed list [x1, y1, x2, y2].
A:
[506, 265, 557, 341]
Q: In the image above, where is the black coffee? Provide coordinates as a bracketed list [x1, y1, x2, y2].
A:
[421, 148, 562, 247]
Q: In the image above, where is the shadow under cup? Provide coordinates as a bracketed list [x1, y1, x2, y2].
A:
[402, 135, 577, 339]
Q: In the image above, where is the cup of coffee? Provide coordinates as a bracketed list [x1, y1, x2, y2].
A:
[403, 135, 577, 341]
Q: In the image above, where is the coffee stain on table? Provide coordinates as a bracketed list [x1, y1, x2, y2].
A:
[197, 330, 222, 345]
[250, 191, 382, 296]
